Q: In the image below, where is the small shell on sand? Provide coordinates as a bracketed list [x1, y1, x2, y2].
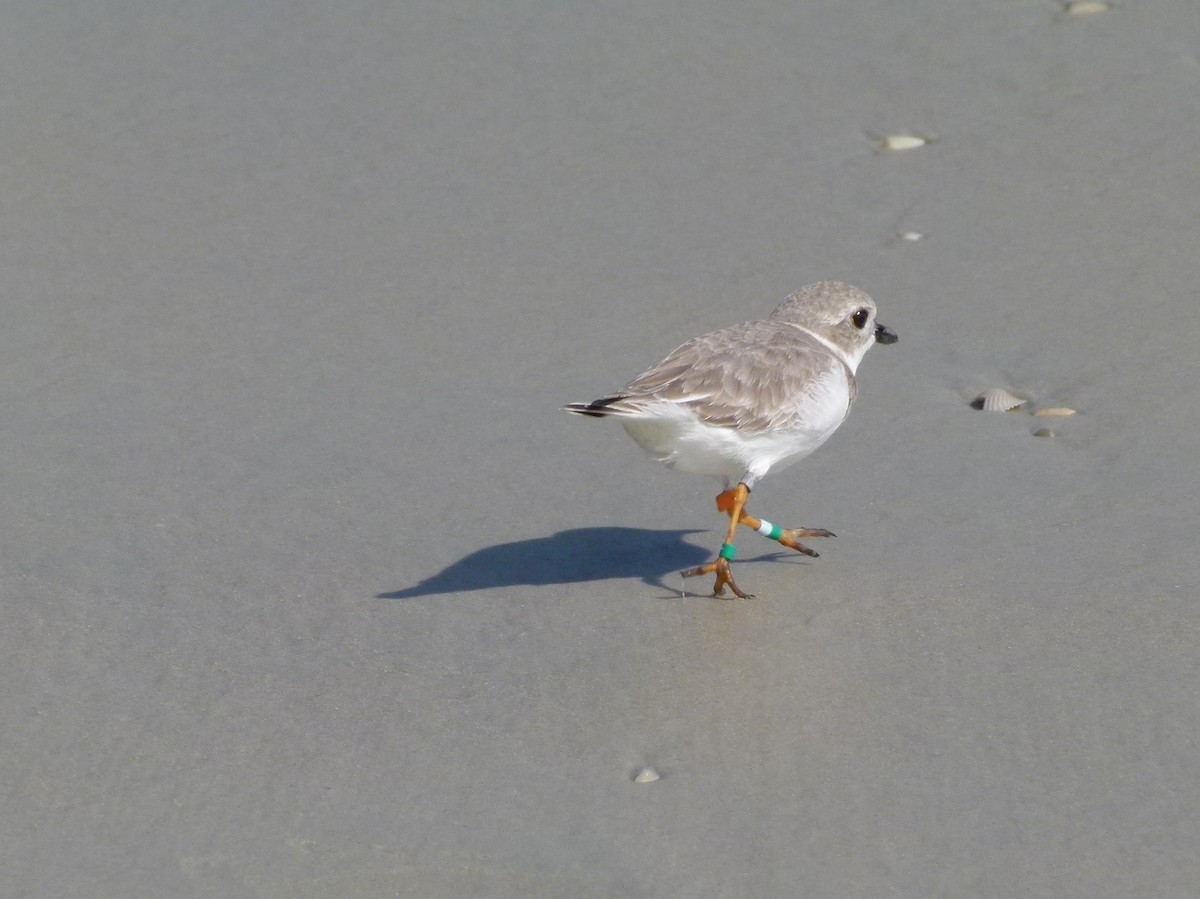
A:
[971, 388, 1026, 412]
[1066, 1, 1112, 13]
[882, 134, 929, 151]
[633, 767, 661, 784]
[1033, 407, 1077, 417]
[899, 231, 925, 241]
[1033, 427, 1055, 438]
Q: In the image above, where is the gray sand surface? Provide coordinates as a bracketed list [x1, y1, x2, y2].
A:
[4, 1, 1200, 896]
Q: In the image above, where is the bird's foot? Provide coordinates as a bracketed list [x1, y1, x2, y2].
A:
[681, 555, 752, 599]
[774, 527, 835, 557]
[741, 511, 835, 557]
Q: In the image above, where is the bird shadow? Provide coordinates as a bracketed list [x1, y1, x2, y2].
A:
[377, 527, 714, 599]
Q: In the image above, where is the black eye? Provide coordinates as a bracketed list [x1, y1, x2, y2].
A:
[851, 308, 869, 329]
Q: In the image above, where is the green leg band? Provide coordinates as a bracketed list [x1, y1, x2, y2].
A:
[756, 519, 784, 542]
[719, 543, 737, 561]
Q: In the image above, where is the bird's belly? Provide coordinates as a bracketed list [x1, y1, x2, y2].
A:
[621, 415, 840, 479]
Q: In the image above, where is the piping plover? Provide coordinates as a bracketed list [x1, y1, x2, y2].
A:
[564, 281, 897, 598]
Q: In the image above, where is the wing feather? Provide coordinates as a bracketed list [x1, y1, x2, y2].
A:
[616, 321, 854, 432]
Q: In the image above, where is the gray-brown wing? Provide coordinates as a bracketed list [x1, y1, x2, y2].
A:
[618, 320, 854, 431]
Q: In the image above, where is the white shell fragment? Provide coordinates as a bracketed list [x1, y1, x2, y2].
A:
[633, 766, 661, 784]
[972, 388, 1027, 412]
[1066, 1, 1112, 13]
[899, 231, 925, 241]
[882, 134, 929, 151]
[1033, 407, 1077, 417]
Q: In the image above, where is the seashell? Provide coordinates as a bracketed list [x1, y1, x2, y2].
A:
[882, 134, 929, 151]
[633, 766, 661, 783]
[1033, 407, 1077, 417]
[1033, 428, 1055, 438]
[1065, 1, 1111, 13]
[898, 231, 925, 241]
[971, 388, 1026, 412]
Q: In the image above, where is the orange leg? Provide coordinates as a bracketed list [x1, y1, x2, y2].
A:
[681, 483, 752, 598]
[720, 486, 835, 555]
[736, 510, 833, 558]
[682, 485, 836, 598]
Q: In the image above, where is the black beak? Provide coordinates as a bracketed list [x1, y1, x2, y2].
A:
[874, 322, 898, 345]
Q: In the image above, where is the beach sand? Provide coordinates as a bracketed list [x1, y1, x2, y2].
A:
[4, 1, 1199, 895]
